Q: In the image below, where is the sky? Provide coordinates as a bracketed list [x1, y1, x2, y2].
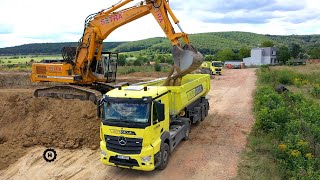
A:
[0, 0, 319, 48]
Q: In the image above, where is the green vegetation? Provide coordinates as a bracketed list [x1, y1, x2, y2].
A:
[261, 40, 275, 47]
[237, 65, 320, 179]
[0, 42, 123, 55]
[1, 32, 320, 60]
[154, 62, 162, 72]
[117, 65, 169, 74]
[0, 55, 61, 64]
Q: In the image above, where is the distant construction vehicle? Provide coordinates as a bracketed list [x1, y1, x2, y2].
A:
[30, 0, 203, 103]
[201, 60, 223, 75]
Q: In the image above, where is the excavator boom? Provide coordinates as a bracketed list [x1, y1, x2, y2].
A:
[31, 0, 203, 102]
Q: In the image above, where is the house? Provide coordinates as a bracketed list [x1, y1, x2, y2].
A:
[243, 47, 279, 66]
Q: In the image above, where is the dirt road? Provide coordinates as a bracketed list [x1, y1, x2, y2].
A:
[0, 69, 256, 179]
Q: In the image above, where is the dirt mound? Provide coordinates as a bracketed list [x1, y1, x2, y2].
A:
[0, 72, 33, 87]
[0, 91, 100, 170]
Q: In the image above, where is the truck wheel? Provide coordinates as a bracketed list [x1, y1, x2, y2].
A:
[157, 143, 170, 170]
[198, 103, 205, 121]
[199, 103, 207, 121]
[205, 101, 209, 117]
[201, 108, 205, 121]
[183, 123, 190, 141]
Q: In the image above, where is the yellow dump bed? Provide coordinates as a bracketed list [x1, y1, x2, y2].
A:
[135, 74, 210, 115]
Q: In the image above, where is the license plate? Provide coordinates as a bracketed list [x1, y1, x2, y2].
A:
[117, 155, 129, 160]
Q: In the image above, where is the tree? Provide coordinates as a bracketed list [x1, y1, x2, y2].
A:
[215, 49, 237, 61]
[117, 54, 126, 66]
[136, 55, 148, 64]
[308, 47, 320, 59]
[278, 46, 290, 64]
[204, 55, 215, 61]
[238, 47, 251, 59]
[164, 54, 173, 64]
[133, 59, 142, 66]
[159, 55, 166, 63]
[289, 43, 302, 58]
[261, 40, 275, 47]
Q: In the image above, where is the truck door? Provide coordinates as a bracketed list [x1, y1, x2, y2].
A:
[151, 102, 163, 141]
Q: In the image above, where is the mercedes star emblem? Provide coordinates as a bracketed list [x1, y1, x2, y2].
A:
[118, 136, 127, 146]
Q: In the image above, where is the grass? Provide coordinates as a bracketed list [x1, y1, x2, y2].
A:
[236, 132, 281, 180]
[0, 55, 62, 65]
[272, 63, 320, 75]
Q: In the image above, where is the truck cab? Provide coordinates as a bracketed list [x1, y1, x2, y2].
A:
[98, 86, 175, 171]
[201, 61, 223, 75]
[98, 74, 210, 171]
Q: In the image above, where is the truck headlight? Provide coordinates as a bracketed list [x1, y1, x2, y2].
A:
[141, 156, 152, 163]
[101, 149, 107, 157]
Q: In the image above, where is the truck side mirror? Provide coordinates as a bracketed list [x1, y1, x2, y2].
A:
[154, 101, 165, 122]
[97, 99, 103, 118]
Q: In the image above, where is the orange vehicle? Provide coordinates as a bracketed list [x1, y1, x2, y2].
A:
[31, 0, 203, 103]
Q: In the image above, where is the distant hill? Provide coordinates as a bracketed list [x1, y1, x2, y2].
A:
[1, 31, 319, 55]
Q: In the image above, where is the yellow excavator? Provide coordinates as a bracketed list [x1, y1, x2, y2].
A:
[31, 0, 203, 103]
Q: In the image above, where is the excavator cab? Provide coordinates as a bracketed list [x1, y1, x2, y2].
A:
[92, 52, 118, 83]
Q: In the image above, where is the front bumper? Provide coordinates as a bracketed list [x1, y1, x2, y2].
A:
[100, 141, 157, 171]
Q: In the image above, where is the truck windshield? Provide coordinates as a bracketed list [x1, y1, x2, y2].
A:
[104, 102, 149, 124]
[213, 62, 223, 67]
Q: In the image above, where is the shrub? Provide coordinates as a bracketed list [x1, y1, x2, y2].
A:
[133, 59, 142, 66]
[311, 84, 320, 98]
[276, 70, 294, 85]
[257, 67, 274, 84]
[125, 68, 136, 74]
[254, 73, 320, 178]
[154, 62, 161, 72]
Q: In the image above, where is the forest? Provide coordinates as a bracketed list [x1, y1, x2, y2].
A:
[1, 31, 319, 60]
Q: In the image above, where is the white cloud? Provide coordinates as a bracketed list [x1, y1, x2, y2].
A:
[0, 0, 319, 48]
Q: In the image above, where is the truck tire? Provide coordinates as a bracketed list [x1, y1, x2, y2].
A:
[183, 122, 190, 141]
[198, 103, 205, 121]
[205, 101, 209, 116]
[193, 107, 202, 125]
[157, 143, 170, 170]
[201, 108, 205, 121]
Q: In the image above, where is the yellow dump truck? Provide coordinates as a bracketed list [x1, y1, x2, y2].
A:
[97, 74, 210, 171]
[201, 61, 223, 75]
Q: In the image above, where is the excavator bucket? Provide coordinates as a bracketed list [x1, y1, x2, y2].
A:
[164, 44, 203, 85]
[172, 44, 203, 76]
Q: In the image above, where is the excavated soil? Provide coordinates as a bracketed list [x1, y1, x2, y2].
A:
[0, 71, 167, 171]
[0, 69, 257, 179]
[0, 90, 99, 170]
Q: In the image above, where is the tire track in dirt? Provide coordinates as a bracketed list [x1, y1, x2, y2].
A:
[0, 69, 256, 179]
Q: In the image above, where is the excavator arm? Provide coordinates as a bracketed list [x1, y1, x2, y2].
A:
[30, 0, 203, 103]
[75, 0, 202, 85]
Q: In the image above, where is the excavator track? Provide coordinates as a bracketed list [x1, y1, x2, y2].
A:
[34, 85, 103, 104]
[33, 82, 130, 104]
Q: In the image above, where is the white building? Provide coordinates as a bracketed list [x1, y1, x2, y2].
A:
[243, 47, 279, 66]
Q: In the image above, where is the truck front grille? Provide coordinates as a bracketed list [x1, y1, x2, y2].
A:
[105, 135, 142, 154]
[109, 156, 139, 167]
